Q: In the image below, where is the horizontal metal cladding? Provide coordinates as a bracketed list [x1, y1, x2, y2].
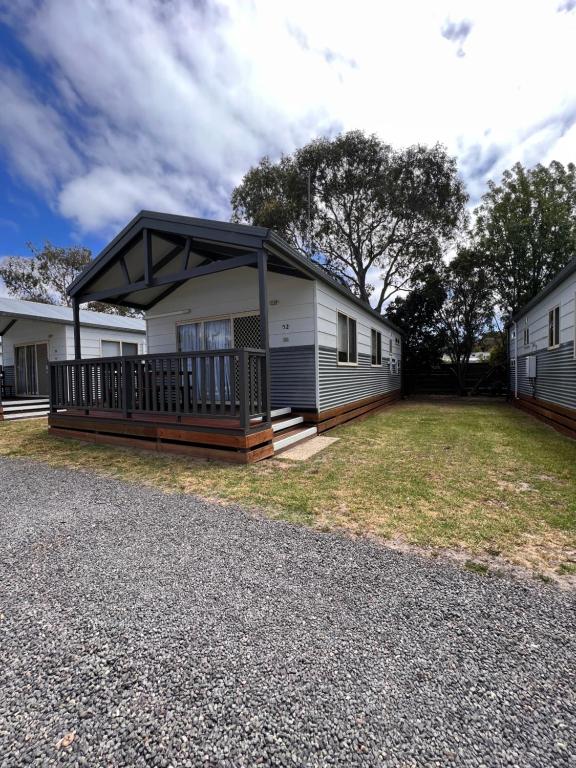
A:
[318, 346, 400, 411]
[270, 345, 317, 409]
[513, 342, 576, 409]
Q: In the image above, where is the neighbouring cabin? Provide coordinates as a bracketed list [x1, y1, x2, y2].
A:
[509, 257, 576, 438]
[0, 297, 145, 421]
[48, 212, 403, 462]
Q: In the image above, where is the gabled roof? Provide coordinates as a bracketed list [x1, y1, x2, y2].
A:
[0, 296, 146, 332]
[68, 211, 403, 337]
[511, 256, 576, 322]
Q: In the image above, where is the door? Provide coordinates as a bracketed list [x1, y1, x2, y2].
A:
[15, 343, 49, 396]
[35, 344, 49, 396]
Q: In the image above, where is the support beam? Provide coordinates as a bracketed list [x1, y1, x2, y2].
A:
[0, 318, 17, 336]
[144, 228, 152, 287]
[257, 250, 272, 424]
[72, 298, 81, 360]
[78, 252, 259, 304]
[181, 237, 192, 271]
[119, 255, 131, 284]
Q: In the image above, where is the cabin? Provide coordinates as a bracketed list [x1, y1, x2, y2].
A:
[47, 212, 403, 462]
[509, 256, 576, 438]
[0, 297, 146, 421]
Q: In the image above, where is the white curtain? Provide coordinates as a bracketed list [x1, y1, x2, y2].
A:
[204, 320, 232, 403]
[178, 320, 232, 404]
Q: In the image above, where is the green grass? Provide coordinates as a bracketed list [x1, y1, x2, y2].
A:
[1, 401, 575, 573]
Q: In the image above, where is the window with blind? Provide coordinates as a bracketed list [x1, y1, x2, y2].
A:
[371, 329, 382, 366]
[548, 306, 560, 348]
[337, 312, 357, 364]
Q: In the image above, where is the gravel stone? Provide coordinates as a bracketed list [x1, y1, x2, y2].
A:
[0, 457, 574, 767]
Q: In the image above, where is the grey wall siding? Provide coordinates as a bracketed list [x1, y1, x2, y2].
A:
[270, 345, 317, 409]
[318, 347, 400, 411]
[511, 342, 576, 410]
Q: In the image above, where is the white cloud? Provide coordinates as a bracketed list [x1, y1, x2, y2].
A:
[0, 0, 575, 235]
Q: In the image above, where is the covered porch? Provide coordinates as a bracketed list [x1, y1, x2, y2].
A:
[48, 213, 317, 461]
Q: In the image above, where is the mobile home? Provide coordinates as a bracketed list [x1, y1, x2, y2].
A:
[48, 212, 403, 461]
[0, 297, 145, 420]
[509, 257, 576, 438]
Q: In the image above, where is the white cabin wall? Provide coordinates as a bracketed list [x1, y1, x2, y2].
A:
[144, 268, 315, 353]
[65, 326, 146, 359]
[2, 321, 68, 366]
[315, 282, 402, 411]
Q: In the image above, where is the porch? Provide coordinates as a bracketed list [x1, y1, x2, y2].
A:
[48, 349, 316, 461]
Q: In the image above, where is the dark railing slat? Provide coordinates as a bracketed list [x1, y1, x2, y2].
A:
[219, 355, 226, 414]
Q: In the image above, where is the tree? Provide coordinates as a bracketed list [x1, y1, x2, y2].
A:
[232, 130, 467, 310]
[385, 263, 447, 375]
[473, 160, 576, 318]
[0, 242, 135, 316]
[438, 248, 494, 395]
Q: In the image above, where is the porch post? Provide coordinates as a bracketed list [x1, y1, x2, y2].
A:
[257, 250, 272, 423]
[72, 297, 82, 359]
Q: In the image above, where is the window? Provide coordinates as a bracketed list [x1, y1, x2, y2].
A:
[101, 340, 140, 357]
[337, 312, 357, 364]
[371, 329, 382, 366]
[548, 306, 560, 348]
[523, 320, 529, 346]
[389, 337, 393, 354]
[101, 340, 121, 357]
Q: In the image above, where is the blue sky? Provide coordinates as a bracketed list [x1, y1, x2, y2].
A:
[1, 0, 575, 283]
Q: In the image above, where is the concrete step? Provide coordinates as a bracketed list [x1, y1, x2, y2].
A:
[273, 425, 318, 452]
[3, 410, 50, 420]
[271, 415, 304, 433]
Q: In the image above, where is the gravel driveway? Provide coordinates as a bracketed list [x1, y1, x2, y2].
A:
[0, 457, 574, 768]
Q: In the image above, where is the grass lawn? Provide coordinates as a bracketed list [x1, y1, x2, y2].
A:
[1, 400, 575, 578]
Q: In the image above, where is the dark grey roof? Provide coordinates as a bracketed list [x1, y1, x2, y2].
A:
[0, 297, 145, 332]
[68, 211, 403, 337]
[511, 256, 576, 322]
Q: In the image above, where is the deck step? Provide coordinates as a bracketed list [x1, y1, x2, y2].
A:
[273, 425, 318, 452]
[2, 402, 50, 412]
[271, 415, 304, 433]
[3, 410, 50, 420]
[251, 407, 292, 424]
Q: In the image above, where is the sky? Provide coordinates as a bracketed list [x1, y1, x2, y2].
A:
[0, 0, 575, 291]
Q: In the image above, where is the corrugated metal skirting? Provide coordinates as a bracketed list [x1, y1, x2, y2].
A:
[319, 346, 400, 411]
[270, 345, 316, 409]
[511, 342, 576, 409]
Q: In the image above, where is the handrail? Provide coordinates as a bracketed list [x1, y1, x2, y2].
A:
[49, 348, 268, 429]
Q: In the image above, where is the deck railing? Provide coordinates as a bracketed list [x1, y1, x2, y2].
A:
[49, 349, 268, 429]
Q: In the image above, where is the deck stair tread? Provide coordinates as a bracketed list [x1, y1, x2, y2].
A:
[271, 415, 304, 433]
[251, 406, 292, 423]
[2, 398, 49, 406]
[273, 424, 318, 452]
[3, 410, 49, 420]
[2, 402, 51, 412]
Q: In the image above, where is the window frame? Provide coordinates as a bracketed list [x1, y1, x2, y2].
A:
[523, 319, 530, 347]
[548, 305, 560, 349]
[371, 328, 382, 367]
[336, 311, 358, 366]
[100, 339, 140, 357]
